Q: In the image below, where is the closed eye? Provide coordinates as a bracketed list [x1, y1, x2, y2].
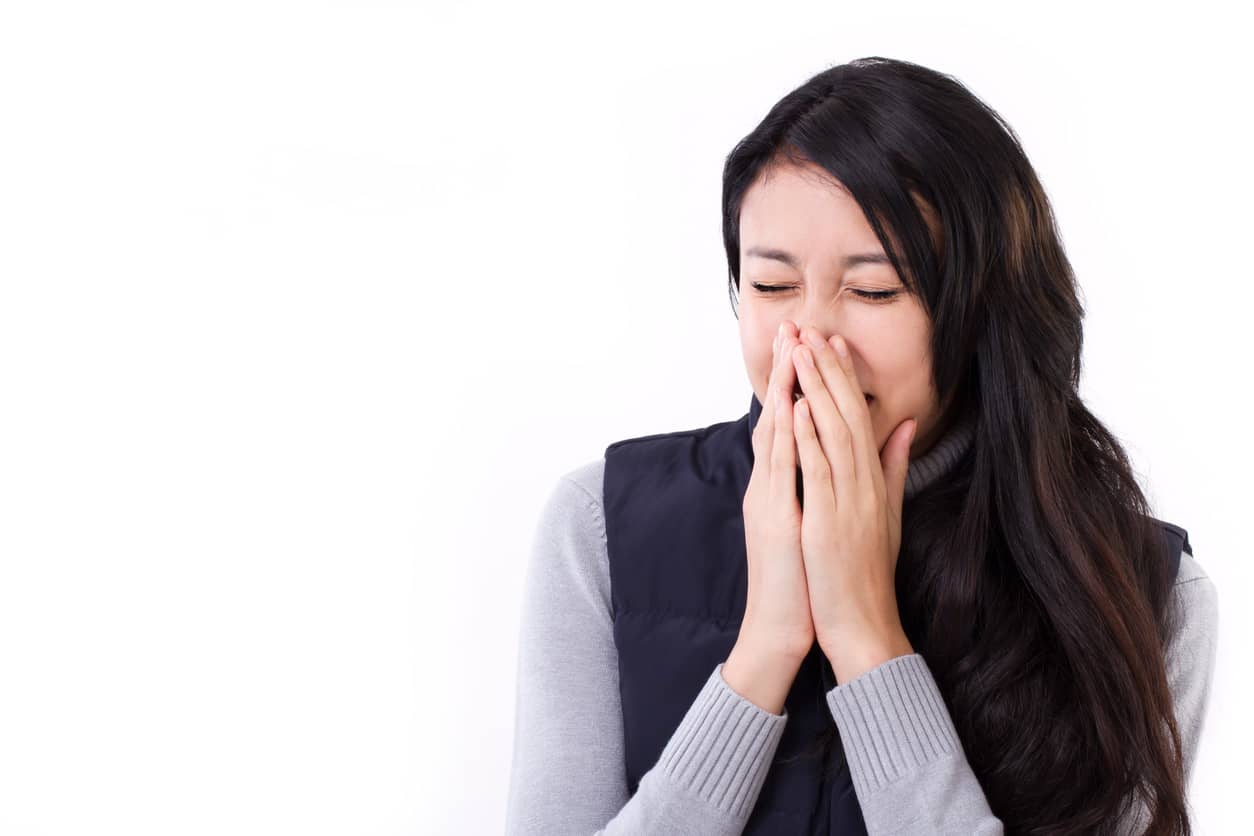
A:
[750, 283, 899, 302]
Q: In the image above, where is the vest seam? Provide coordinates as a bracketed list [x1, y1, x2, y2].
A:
[560, 475, 608, 545]
[604, 420, 739, 453]
[614, 608, 744, 623]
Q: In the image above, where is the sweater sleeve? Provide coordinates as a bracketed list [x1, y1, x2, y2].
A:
[823, 551, 1219, 835]
[504, 461, 789, 836]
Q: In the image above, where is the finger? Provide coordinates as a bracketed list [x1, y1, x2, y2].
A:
[822, 332, 882, 500]
[749, 339, 780, 489]
[793, 396, 836, 525]
[769, 344, 798, 510]
[751, 323, 792, 485]
[751, 355, 777, 449]
[800, 329, 874, 474]
[882, 418, 916, 532]
[792, 341, 856, 505]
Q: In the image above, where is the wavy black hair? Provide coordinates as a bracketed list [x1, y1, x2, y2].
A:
[722, 57, 1188, 834]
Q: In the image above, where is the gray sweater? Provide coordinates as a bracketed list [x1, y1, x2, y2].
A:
[504, 418, 1219, 834]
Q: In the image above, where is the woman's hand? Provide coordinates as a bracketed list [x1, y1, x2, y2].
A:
[737, 322, 816, 666]
[789, 325, 917, 684]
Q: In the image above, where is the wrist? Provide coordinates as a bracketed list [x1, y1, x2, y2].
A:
[722, 639, 805, 716]
[821, 626, 914, 686]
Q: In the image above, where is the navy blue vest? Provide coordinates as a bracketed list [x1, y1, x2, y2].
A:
[602, 392, 1190, 833]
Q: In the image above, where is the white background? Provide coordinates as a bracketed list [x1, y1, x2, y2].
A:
[0, 1, 1249, 833]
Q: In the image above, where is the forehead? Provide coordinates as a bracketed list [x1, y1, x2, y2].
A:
[738, 161, 881, 260]
[739, 159, 941, 269]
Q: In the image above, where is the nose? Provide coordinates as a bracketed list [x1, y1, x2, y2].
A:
[781, 281, 851, 342]
[792, 297, 844, 344]
[793, 321, 829, 348]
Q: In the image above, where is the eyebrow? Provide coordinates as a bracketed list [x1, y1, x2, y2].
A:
[745, 246, 891, 272]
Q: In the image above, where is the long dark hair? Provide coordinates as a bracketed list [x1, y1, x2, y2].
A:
[722, 57, 1188, 834]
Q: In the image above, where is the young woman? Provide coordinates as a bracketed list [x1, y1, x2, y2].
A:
[505, 57, 1218, 835]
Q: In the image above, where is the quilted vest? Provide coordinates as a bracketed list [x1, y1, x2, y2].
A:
[602, 392, 1190, 834]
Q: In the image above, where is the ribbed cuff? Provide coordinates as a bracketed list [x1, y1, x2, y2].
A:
[825, 653, 961, 794]
[655, 662, 789, 819]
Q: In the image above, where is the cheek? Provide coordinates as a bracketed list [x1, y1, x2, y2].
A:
[872, 360, 937, 430]
[740, 310, 777, 388]
[859, 345, 935, 433]
[877, 359, 928, 397]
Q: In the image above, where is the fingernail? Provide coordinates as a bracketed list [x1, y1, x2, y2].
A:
[805, 330, 824, 351]
[833, 336, 849, 359]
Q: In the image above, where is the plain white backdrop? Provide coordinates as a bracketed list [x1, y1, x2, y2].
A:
[0, 1, 1249, 833]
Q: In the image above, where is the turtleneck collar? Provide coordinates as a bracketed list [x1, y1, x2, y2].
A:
[745, 393, 976, 500]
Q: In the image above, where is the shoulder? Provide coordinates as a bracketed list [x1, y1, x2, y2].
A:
[1172, 549, 1211, 589]
[1155, 547, 1219, 783]
[1164, 550, 1219, 654]
[557, 457, 607, 512]
[533, 457, 606, 535]
[525, 458, 611, 608]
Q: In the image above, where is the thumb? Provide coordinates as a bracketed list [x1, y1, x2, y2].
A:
[882, 418, 917, 519]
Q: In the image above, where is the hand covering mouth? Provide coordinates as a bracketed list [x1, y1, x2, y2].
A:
[791, 382, 874, 404]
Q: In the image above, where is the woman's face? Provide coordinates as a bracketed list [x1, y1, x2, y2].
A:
[737, 159, 948, 458]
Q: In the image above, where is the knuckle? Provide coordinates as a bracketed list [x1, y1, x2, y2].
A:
[804, 458, 831, 482]
[772, 439, 787, 462]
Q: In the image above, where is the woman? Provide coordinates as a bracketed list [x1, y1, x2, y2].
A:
[505, 57, 1218, 835]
